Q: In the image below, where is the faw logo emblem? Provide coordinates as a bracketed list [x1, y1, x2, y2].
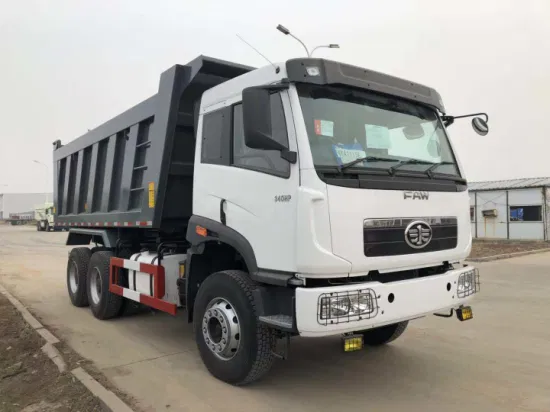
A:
[403, 191, 429, 200]
[404, 220, 433, 249]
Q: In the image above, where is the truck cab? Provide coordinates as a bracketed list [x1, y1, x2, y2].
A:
[35, 202, 56, 231]
[191, 58, 481, 338]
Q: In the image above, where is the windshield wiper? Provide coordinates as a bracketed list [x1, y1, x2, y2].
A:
[424, 161, 456, 177]
[339, 156, 398, 173]
[388, 159, 434, 175]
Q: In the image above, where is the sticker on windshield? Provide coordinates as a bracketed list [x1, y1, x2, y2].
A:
[314, 119, 334, 137]
[365, 124, 391, 149]
[332, 143, 367, 166]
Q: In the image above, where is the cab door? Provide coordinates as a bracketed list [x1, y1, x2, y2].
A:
[194, 91, 299, 272]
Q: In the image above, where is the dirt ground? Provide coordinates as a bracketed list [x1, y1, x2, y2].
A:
[3, 225, 550, 411]
[469, 239, 550, 259]
[0, 293, 102, 412]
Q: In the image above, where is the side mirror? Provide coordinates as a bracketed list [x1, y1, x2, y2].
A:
[242, 87, 286, 151]
[403, 124, 425, 140]
[472, 117, 489, 136]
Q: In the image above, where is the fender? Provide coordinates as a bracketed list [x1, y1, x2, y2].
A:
[186, 215, 258, 274]
[186, 215, 300, 287]
[66, 228, 117, 248]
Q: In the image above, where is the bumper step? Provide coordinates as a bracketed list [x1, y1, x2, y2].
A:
[259, 314, 294, 331]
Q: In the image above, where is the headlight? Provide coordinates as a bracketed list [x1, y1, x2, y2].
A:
[319, 290, 378, 324]
[457, 269, 480, 298]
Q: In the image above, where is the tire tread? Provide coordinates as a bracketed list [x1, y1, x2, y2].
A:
[88, 251, 123, 320]
[67, 247, 92, 307]
[223, 270, 276, 386]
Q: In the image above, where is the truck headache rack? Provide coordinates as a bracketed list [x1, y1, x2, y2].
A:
[109, 257, 177, 315]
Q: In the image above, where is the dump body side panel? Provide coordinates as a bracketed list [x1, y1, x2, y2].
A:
[53, 56, 254, 230]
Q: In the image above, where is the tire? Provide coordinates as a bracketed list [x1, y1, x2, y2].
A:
[358, 321, 408, 346]
[36, 222, 42, 231]
[87, 251, 123, 320]
[193, 270, 277, 386]
[67, 247, 93, 307]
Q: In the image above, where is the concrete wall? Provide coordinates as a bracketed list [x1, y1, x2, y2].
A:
[0, 193, 52, 219]
[470, 187, 546, 240]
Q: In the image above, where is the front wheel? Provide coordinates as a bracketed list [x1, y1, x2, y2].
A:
[193, 270, 277, 386]
[357, 321, 408, 346]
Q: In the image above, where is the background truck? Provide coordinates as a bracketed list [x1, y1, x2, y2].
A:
[8, 211, 34, 225]
[35, 201, 56, 231]
[54, 55, 487, 385]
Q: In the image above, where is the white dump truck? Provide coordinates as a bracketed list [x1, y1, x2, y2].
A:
[35, 202, 56, 231]
[53, 55, 486, 385]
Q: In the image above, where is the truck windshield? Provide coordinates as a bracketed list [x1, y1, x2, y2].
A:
[297, 84, 459, 177]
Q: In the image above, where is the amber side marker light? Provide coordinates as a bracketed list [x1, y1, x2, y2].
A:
[196, 225, 207, 237]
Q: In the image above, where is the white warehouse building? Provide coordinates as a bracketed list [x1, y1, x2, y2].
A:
[469, 177, 550, 240]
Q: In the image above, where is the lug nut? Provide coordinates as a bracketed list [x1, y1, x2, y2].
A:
[223, 327, 227, 333]
[214, 310, 218, 316]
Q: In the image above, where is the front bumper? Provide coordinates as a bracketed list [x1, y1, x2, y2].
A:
[295, 266, 479, 337]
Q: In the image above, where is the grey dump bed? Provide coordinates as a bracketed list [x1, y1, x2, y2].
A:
[53, 56, 253, 231]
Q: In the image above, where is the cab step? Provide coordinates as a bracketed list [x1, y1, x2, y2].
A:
[258, 314, 294, 331]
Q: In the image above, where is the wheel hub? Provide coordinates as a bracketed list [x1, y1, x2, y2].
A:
[69, 261, 79, 294]
[90, 267, 102, 305]
[202, 298, 240, 360]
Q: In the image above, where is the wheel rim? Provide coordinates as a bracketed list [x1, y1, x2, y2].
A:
[90, 267, 102, 305]
[69, 261, 79, 294]
[202, 298, 241, 360]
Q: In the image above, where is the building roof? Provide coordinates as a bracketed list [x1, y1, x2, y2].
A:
[469, 177, 550, 191]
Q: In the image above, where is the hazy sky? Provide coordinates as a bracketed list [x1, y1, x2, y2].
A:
[1, 0, 548, 193]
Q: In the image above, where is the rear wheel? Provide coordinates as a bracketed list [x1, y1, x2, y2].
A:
[357, 321, 408, 346]
[193, 270, 277, 386]
[36, 222, 41, 231]
[87, 251, 123, 320]
[67, 247, 93, 307]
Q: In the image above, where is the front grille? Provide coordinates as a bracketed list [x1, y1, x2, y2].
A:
[364, 217, 458, 257]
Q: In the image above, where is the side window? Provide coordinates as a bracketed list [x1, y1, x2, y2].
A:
[232, 94, 290, 178]
[509, 205, 542, 222]
[201, 108, 231, 165]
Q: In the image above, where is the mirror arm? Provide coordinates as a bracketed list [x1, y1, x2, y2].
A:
[442, 112, 489, 127]
[280, 150, 297, 164]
